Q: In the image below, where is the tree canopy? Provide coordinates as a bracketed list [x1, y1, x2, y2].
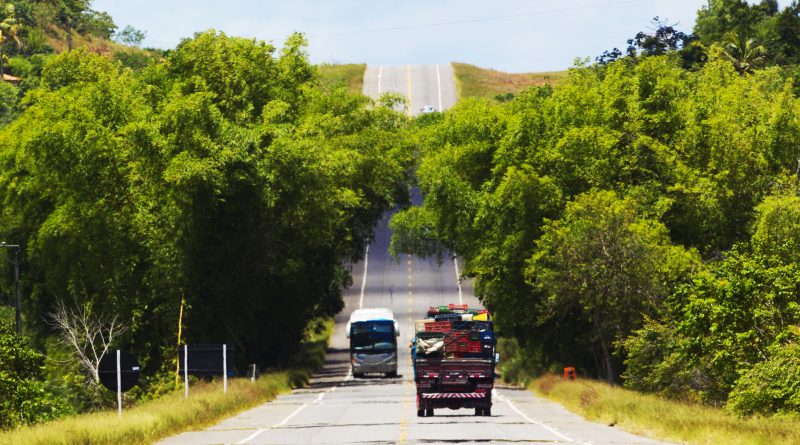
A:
[391, 52, 800, 414]
[0, 31, 412, 419]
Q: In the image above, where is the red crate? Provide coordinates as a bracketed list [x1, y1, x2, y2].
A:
[425, 321, 452, 332]
[443, 332, 469, 344]
[445, 341, 480, 353]
[449, 304, 469, 311]
[466, 344, 482, 353]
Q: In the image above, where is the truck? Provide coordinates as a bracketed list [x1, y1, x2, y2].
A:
[346, 308, 400, 378]
[412, 304, 497, 417]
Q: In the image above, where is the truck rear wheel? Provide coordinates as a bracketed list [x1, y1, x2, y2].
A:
[484, 407, 491, 416]
[426, 408, 434, 417]
[417, 409, 425, 417]
[474, 408, 482, 416]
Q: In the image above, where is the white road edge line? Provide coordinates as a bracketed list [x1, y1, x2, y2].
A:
[377, 65, 383, 95]
[493, 389, 591, 445]
[453, 256, 463, 305]
[359, 244, 369, 309]
[436, 64, 443, 112]
[236, 428, 266, 444]
[345, 367, 353, 381]
[237, 387, 337, 443]
[275, 402, 309, 427]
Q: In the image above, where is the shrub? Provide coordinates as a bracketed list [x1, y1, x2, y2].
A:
[727, 342, 800, 416]
[0, 322, 71, 429]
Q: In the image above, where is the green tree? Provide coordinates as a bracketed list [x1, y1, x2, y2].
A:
[694, 0, 770, 45]
[0, 80, 17, 124]
[0, 3, 23, 75]
[527, 190, 697, 383]
[0, 31, 413, 383]
[722, 31, 767, 74]
[0, 322, 69, 428]
[751, 194, 800, 264]
[728, 339, 800, 416]
[115, 24, 145, 47]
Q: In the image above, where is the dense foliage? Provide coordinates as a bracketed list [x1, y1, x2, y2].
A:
[0, 30, 412, 424]
[0, 322, 69, 428]
[391, 50, 800, 414]
[600, 1, 800, 75]
[0, 1, 158, 124]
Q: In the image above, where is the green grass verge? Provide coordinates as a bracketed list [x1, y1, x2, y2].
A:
[531, 374, 800, 445]
[0, 318, 334, 445]
[318, 63, 366, 93]
[452, 62, 566, 100]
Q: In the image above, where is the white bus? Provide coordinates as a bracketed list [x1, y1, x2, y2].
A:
[346, 308, 399, 378]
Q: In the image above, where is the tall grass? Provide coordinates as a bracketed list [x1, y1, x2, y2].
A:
[532, 375, 800, 445]
[318, 63, 366, 93]
[452, 62, 565, 99]
[0, 319, 333, 445]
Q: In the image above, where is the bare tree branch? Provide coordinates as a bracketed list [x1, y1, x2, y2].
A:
[48, 300, 127, 384]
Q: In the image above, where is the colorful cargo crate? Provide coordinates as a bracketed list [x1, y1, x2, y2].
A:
[425, 321, 452, 332]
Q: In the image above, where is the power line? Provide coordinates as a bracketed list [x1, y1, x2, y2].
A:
[312, 0, 650, 38]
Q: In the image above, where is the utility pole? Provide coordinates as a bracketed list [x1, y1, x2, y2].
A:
[1, 242, 20, 333]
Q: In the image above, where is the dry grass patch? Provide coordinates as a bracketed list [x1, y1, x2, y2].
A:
[452, 62, 566, 99]
[318, 63, 366, 93]
[0, 376, 294, 445]
[531, 374, 800, 445]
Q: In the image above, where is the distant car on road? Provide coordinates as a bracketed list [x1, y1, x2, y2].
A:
[420, 105, 436, 114]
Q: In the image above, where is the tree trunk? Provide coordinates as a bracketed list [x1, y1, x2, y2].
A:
[600, 340, 615, 385]
[66, 18, 73, 51]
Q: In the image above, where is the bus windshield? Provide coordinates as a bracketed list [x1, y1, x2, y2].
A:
[350, 321, 396, 352]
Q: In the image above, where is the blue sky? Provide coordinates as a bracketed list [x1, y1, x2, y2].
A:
[91, 1, 789, 73]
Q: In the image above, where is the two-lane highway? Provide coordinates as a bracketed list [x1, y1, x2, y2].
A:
[363, 64, 457, 115]
[157, 65, 676, 445]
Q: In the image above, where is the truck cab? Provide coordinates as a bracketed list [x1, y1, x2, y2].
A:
[346, 308, 399, 378]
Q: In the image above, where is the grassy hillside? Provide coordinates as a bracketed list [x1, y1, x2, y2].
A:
[530, 375, 800, 445]
[452, 62, 565, 99]
[318, 63, 366, 93]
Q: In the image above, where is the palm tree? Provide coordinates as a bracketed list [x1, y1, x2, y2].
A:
[0, 3, 23, 77]
[722, 31, 766, 75]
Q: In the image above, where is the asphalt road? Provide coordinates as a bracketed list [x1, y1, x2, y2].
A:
[157, 65, 675, 445]
[363, 64, 458, 115]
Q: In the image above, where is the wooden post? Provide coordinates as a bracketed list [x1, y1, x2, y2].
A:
[175, 296, 185, 387]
